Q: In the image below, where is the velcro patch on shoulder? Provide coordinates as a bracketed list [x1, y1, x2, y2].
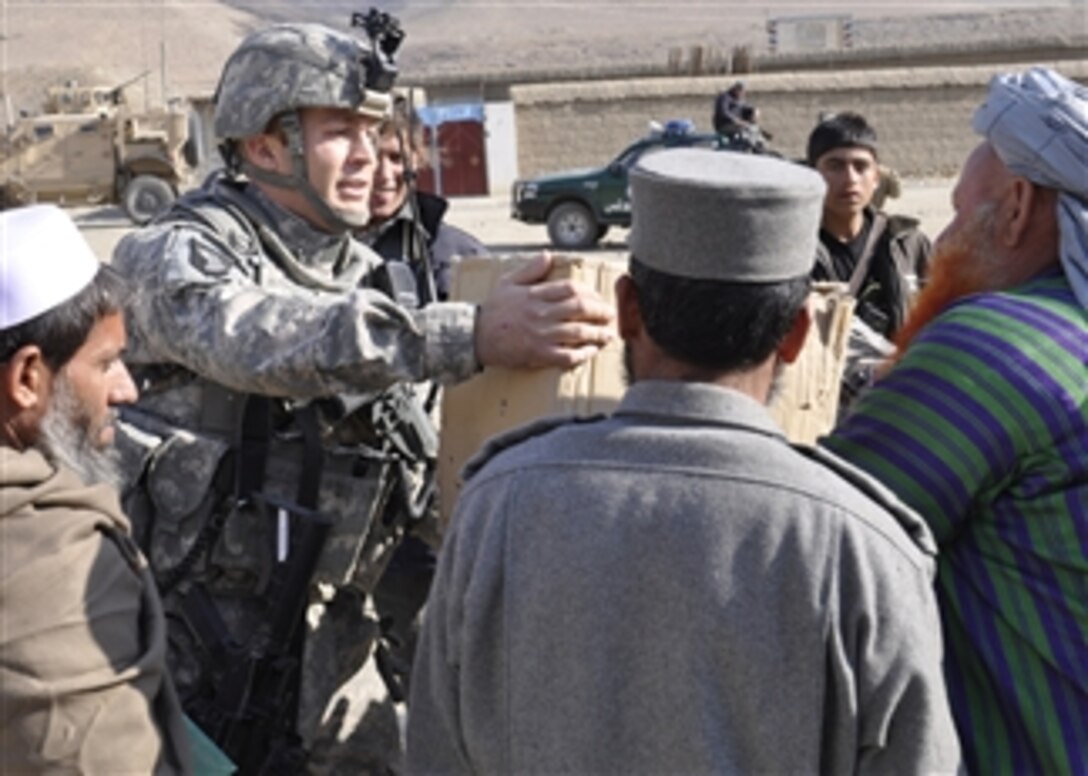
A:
[188, 239, 236, 277]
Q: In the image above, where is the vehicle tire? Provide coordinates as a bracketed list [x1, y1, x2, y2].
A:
[122, 175, 175, 225]
[546, 201, 599, 249]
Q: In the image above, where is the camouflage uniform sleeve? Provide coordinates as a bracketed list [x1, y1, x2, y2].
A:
[114, 223, 479, 398]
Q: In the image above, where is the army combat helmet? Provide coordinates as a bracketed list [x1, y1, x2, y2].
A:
[213, 11, 403, 230]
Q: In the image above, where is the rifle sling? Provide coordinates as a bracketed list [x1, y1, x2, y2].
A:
[235, 395, 324, 512]
[234, 395, 271, 501]
[293, 404, 324, 512]
[847, 212, 888, 298]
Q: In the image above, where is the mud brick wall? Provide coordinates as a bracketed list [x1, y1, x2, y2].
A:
[511, 60, 1088, 179]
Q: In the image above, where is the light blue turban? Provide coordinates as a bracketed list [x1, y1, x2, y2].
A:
[972, 67, 1088, 309]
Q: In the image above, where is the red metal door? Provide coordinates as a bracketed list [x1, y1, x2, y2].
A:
[417, 120, 488, 197]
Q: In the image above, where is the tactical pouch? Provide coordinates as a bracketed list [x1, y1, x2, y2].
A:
[116, 415, 234, 586]
[197, 488, 335, 599]
[117, 413, 285, 600]
[120, 386, 425, 598]
[261, 437, 397, 591]
[206, 496, 274, 597]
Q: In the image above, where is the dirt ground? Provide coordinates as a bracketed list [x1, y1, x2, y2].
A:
[75, 176, 955, 265]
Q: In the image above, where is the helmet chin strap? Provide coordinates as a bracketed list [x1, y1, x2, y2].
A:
[239, 111, 370, 234]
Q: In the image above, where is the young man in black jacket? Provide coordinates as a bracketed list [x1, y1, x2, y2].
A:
[807, 113, 932, 411]
[808, 112, 931, 339]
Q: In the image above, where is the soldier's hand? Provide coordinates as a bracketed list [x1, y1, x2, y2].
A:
[474, 253, 614, 370]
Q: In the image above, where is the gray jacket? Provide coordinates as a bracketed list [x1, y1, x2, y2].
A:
[407, 381, 962, 775]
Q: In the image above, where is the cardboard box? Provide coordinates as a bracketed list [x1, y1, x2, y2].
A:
[438, 257, 853, 521]
[438, 254, 625, 522]
[767, 282, 854, 445]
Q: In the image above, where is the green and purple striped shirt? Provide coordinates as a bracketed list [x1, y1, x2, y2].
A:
[824, 269, 1087, 775]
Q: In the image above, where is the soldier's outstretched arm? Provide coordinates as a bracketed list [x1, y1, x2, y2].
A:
[114, 225, 482, 397]
[115, 230, 612, 399]
[474, 253, 615, 370]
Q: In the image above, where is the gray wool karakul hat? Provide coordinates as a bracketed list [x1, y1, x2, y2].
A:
[629, 149, 826, 282]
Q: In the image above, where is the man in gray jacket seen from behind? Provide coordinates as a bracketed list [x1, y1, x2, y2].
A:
[407, 149, 961, 774]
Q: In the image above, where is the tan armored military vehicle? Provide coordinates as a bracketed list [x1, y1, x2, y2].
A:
[1, 78, 201, 224]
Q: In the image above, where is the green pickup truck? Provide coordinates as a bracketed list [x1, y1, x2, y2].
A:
[510, 120, 734, 249]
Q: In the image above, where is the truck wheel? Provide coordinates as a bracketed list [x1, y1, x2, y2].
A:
[122, 175, 175, 225]
[546, 202, 599, 249]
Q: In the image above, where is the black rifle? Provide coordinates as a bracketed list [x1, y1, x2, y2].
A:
[172, 399, 332, 774]
[365, 380, 439, 704]
[179, 494, 332, 774]
[375, 383, 439, 522]
[361, 261, 441, 703]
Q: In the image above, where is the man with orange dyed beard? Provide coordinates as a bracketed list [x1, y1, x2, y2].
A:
[823, 67, 1087, 775]
[887, 152, 1057, 357]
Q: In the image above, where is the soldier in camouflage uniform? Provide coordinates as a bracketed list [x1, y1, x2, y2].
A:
[111, 20, 613, 775]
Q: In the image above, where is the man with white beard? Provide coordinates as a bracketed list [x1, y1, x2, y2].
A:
[0, 204, 193, 773]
